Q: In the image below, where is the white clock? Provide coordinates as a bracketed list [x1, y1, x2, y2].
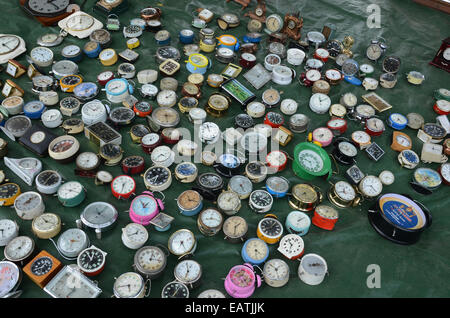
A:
[35, 170, 63, 195]
[309, 93, 331, 114]
[0, 219, 19, 247]
[41, 109, 63, 128]
[280, 99, 298, 115]
[199, 122, 221, 144]
[81, 100, 108, 125]
[246, 101, 266, 118]
[121, 223, 149, 250]
[58, 11, 103, 39]
[156, 90, 177, 107]
[30, 46, 54, 67]
[150, 146, 175, 167]
[14, 191, 45, 220]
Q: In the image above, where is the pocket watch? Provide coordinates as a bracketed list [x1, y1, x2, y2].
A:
[0, 183, 21, 207]
[61, 44, 82, 62]
[150, 146, 175, 167]
[223, 215, 248, 243]
[332, 138, 358, 165]
[57, 181, 86, 207]
[357, 175, 383, 198]
[48, 135, 80, 162]
[217, 190, 241, 216]
[4, 157, 42, 186]
[285, 211, 311, 236]
[365, 117, 385, 137]
[265, 150, 287, 173]
[61, 118, 84, 135]
[14, 191, 44, 220]
[0, 261, 21, 298]
[193, 172, 224, 201]
[142, 165, 172, 191]
[150, 107, 180, 129]
[391, 131, 412, 152]
[197, 208, 223, 236]
[168, 229, 197, 257]
[77, 245, 107, 277]
[249, 190, 273, 214]
[113, 272, 148, 298]
[31, 213, 61, 239]
[379, 170, 395, 186]
[132, 245, 167, 280]
[4, 236, 35, 265]
[35, 170, 62, 195]
[99, 143, 123, 166]
[77, 202, 118, 240]
[0, 219, 19, 247]
[44, 265, 101, 298]
[288, 183, 323, 212]
[2, 96, 24, 116]
[174, 162, 198, 183]
[327, 180, 360, 208]
[174, 259, 202, 289]
[351, 130, 372, 150]
[241, 238, 269, 265]
[263, 258, 289, 288]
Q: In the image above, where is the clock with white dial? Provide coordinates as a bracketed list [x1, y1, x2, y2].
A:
[309, 93, 331, 114]
[150, 146, 175, 167]
[14, 191, 45, 220]
[358, 175, 383, 198]
[75, 152, 100, 171]
[31, 213, 61, 239]
[121, 223, 149, 250]
[263, 258, 290, 288]
[277, 234, 305, 260]
[0, 219, 19, 247]
[81, 100, 107, 125]
[30, 46, 54, 67]
[199, 122, 221, 144]
[111, 175, 136, 199]
[379, 170, 395, 186]
[156, 90, 177, 107]
[56, 228, 90, 259]
[217, 190, 241, 215]
[246, 101, 266, 118]
[168, 229, 197, 256]
[133, 246, 167, 279]
[340, 92, 357, 109]
[174, 259, 202, 289]
[280, 98, 298, 115]
[113, 272, 147, 298]
[4, 236, 35, 263]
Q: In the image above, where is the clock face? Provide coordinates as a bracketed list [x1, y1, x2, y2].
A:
[199, 209, 223, 228]
[259, 217, 283, 237]
[440, 163, 450, 183]
[356, 104, 376, 118]
[178, 190, 201, 210]
[266, 15, 282, 32]
[66, 14, 95, 31]
[223, 216, 247, 239]
[123, 223, 148, 245]
[0, 184, 19, 200]
[100, 144, 122, 158]
[218, 154, 240, 169]
[135, 246, 166, 273]
[175, 162, 197, 178]
[334, 181, 356, 201]
[366, 43, 382, 60]
[287, 211, 310, 229]
[198, 173, 223, 189]
[151, 146, 173, 164]
[310, 93, 331, 113]
[97, 71, 114, 81]
[114, 272, 143, 298]
[292, 184, 317, 203]
[111, 175, 136, 195]
[78, 248, 104, 272]
[352, 131, 371, 145]
[30, 131, 46, 144]
[264, 259, 289, 282]
[140, 85, 158, 97]
[266, 176, 289, 193]
[24, 100, 45, 113]
[162, 281, 189, 298]
[109, 107, 135, 123]
[4, 236, 34, 261]
[396, 134, 411, 147]
[168, 229, 196, 255]
[0, 35, 20, 55]
[359, 176, 383, 197]
[316, 205, 338, 219]
[82, 202, 117, 226]
[423, 123, 446, 138]
[266, 151, 287, 167]
[382, 56, 401, 73]
[342, 59, 358, 76]
[144, 166, 170, 187]
[14, 192, 41, 214]
[328, 118, 346, 129]
[30, 47, 53, 64]
[217, 191, 240, 212]
[33, 213, 59, 233]
[27, 0, 69, 15]
[244, 239, 268, 261]
[325, 69, 342, 80]
[443, 47, 450, 60]
[199, 122, 220, 142]
[0, 261, 20, 297]
[313, 127, 333, 144]
[338, 141, 358, 157]
[52, 60, 78, 77]
[152, 107, 179, 126]
[57, 229, 88, 257]
[297, 149, 324, 173]
[50, 138, 75, 153]
[62, 45, 81, 57]
[306, 59, 323, 70]
[141, 133, 160, 146]
[44, 266, 101, 298]
[100, 48, 116, 61]
[390, 113, 408, 126]
[250, 190, 273, 208]
[174, 260, 201, 283]
[31, 257, 53, 276]
[366, 117, 385, 132]
[229, 267, 254, 288]
[379, 170, 395, 186]
[413, 168, 442, 189]
[401, 150, 419, 164]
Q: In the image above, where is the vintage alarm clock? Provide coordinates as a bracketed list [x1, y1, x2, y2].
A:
[241, 238, 269, 265]
[224, 263, 262, 298]
[429, 37, 450, 72]
[298, 253, 328, 286]
[129, 191, 164, 225]
[285, 211, 311, 236]
[277, 234, 305, 260]
[23, 250, 62, 288]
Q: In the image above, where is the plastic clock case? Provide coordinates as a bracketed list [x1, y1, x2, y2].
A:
[293, 142, 333, 180]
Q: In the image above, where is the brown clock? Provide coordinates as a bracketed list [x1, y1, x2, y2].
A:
[281, 12, 303, 41]
[244, 0, 266, 22]
[391, 131, 413, 152]
[20, 0, 77, 27]
[226, 0, 251, 10]
[429, 37, 450, 73]
[23, 250, 63, 288]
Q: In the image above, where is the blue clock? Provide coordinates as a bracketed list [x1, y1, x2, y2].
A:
[83, 41, 102, 58]
[265, 176, 290, 198]
[23, 101, 46, 119]
[387, 113, 408, 130]
[285, 211, 311, 236]
[344, 76, 362, 86]
[241, 238, 269, 265]
[74, 82, 99, 101]
[179, 29, 195, 44]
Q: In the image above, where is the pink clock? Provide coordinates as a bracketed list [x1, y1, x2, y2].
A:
[129, 191, 164, 225]
[224, 263, 262, 298]
[310, 127, 334, 147]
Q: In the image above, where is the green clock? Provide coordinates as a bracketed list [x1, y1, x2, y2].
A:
[56, 181, 86, 207]
[292, 142, 332, 181]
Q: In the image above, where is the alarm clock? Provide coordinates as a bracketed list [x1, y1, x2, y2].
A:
[224, 263, 262, 298]
[129, 191, 164, 225]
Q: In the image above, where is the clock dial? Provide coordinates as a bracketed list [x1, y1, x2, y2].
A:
[316, 205, 338, 219]
[292, 184, 317, 203]
[123, 223, 148, 246]
[174, 260, 202, 284]
[443, 48, 450, 61]
[359, 176, 383, 197]
[0, 35, 20, 54]
[78, 248, 105, 272]
[379, 170, 395, 186]
[245, 239, 268, 261]
[199, 209, 223, 228]
[0, 261, 20, 297]
[178, 190, 201, 210]
[27, 0, 69, 15]
[396, 134, 411, 147]
[168, 229, 196, 255]
[334, 181, 356, 201]
[259, 218, 283, 237]
[366, 43, 382, 60]
[4, 236, 34, 262]
[161, 281, 189, 298]
[264, 259, 289, 282]
[440, 163, 450, 183]
[287, 211, 310, 229]
[31, 257, 53, 276]
[114, 272, 144, 298]
[57, 229, 89, 257]
[223, 216, 248, 239]
[82, 202, 118, 226]
[338, 141, 358, 157]
[143, 166, 170, 188]
[218, 191, 240, 212]
[297, 149, 324, 173]
[111, 175, 135, 195]
[76, 152, 99, 170]
[66, 14, 95, 31]
[250, 190, 273, 207]
[228, 175, 252, 197]
[135, 246, 166, 274]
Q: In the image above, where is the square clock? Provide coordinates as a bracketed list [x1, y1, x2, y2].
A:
[18, 124, 57, 157]
[23, 250, 63, 288]
[365, 142, 385, 161]
[345, 164, 365, 185]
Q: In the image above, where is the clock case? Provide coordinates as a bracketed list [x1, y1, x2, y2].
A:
[367, 194, 431, 245]
[20, 0, 76, 26]
[93, 0, 129, 16]
[429, 37, 450, 73]
[18, 124, 57, 157]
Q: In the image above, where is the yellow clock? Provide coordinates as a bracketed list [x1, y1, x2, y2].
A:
[126, 38, 140, 49]
[60, 75, 83, 93]
[0, 183, 21, 207]
[99, 48, 118, 66]
[256, 214, 283, 244]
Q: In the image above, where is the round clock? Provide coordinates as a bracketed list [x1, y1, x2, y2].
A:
[277, 234, 305, 260]
[75, 152, 100, 172]
[162, 281, 189, 298]
[263, 259, 290, 288]
[177, 190, 203, 216]
[141, 133, 161, 154]
[249, 190, 273, 214]
[0, 183, 21, 207]
[113, 272, 147, 298]
[99, 144, 123, 166]
[298, 253, 328, 285]
[109, 107, 135, 126]
[174, 162, 198, 183]
[57, 181, 85, 207]
[293, 142, 332, 180]
[410, 168, 442, 195]
[133, 246, 167, 279]
[222, 216, 248, 243]
[14, 191, 45, 220]
[265, 176, 290, 198]
[217, 190, 241, 216]
[197, 208, 224, 236]
[121, 223, 148, 250]
[142, 165, 172, 192]
[266, 149, 288, 172]
[77, 246, 107, 276]
[31, 213, 61, 239]
[328, 180, 359, 208]
[309, 93, 331, 114]
[0, 219, 19, 247]
[151, 107, 180, 128]
[35, 170, 62, 195]
[224, 263, 261, 298]
[56, 228, 90, 259]
[79, 202, 118, 239]
[0, 261, 22, 298]
[48, 135, 80, 162]
[111, 175, 136, 199]
[4, 236, 35, 264]
[379, 170, 395, 186]
[129, 192, 163, 225]
[241, 238, 269, 265]
[228, 175, 253, 199]
[358, 175, 383, 198]
[150, 146, 175, 167]
[285, 211, 311, 236]
[257, 215, 283, 244]
[174, 260, 202, 289]
[168, 229, 197, 257]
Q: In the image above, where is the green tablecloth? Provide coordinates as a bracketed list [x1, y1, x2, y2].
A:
[1, 0, 449, 298]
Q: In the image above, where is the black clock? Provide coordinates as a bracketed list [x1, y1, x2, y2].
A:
[78, 248, 104, 272]
[326, 40, 343, 58]
[332, 137, 358, 165]
[31, 257, 53, 276]
[365, 142, 385, 162]
[193, 172, 224, 201]
[259, 217, 282, 237]
[345, 165, 365, 185]
[18, 124, 57, 157]
[382, 56, 401, 73]
[235, 113, 254, 129]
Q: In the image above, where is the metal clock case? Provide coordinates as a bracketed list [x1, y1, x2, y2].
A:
[193, 172, 224, 201]
[3, 115, 32, 139]
[213, 153, 242, 178]
[4, 157, 42, 186]
[288, 183, 323, 212]
[77, 202, 118, 240]
[248, 189, 273, 214]
[108, 106, 135, 126]
[0, 261, 22, 298]
[113, 272, 149, 298]
[368, 193, 431, 245]
[132, 246, 167, 279]
[409, 168, 442, 195]
[35, 170, 62, 195]
[4, 236, 36, 265]
[84, 121, 122, 147]
[328, 181, 360, 208]
[197, 208, 224, 236]
[174, 259, 202, 289]
[18, 124, 57, 157]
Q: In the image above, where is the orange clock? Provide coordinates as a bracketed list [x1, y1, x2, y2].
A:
[23, 250, 63, 288]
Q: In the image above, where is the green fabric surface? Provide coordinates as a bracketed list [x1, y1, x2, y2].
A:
[1, 0, 450, 298]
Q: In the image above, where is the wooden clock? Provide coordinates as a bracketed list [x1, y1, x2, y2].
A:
[429, 37, 450, 73]
[244, 0, 266, 22]
[226, 0, 251, 10]
[281, 12, 303, 41]
[19, 0, 78, 27]
[23, 250, 63, 288]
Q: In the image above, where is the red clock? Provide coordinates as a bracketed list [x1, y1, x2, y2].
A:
[111, 175, 136, 199]
[266, 150, 288, 172]
[429, 37, 450, 73]
[97, 71, 115, 86]
[122, 156, 145, 175]
[161, 128, 181, 144]
[364, 117, 385, 137]
[327, 117, 348, 136]
[141, 133, 162, 154]
[264, 112, 284, 128]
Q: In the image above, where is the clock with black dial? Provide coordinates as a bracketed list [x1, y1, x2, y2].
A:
[197, 172, 223, 190]
[130, 124, 151, 139]
[258, 217, 283, 237]
[77, 247, 105, 273]
[100, 143, 122, 158]
[143, 166, 170, 187]
[250, 190, 273, 207]
[235, 113, 254, 129]
[382, 56, 401, 73]
[37, 170, 60, 186]
[422, 123, 446, 139]
[161, 281, 189, 298]
[326, 40, 343, 58]
[266, 112, 284, 125]
[31, 256, 53, 276]
[122, 155, 144, 170]
[156, 46, 180, 62]
[109, 107, 135, 125]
